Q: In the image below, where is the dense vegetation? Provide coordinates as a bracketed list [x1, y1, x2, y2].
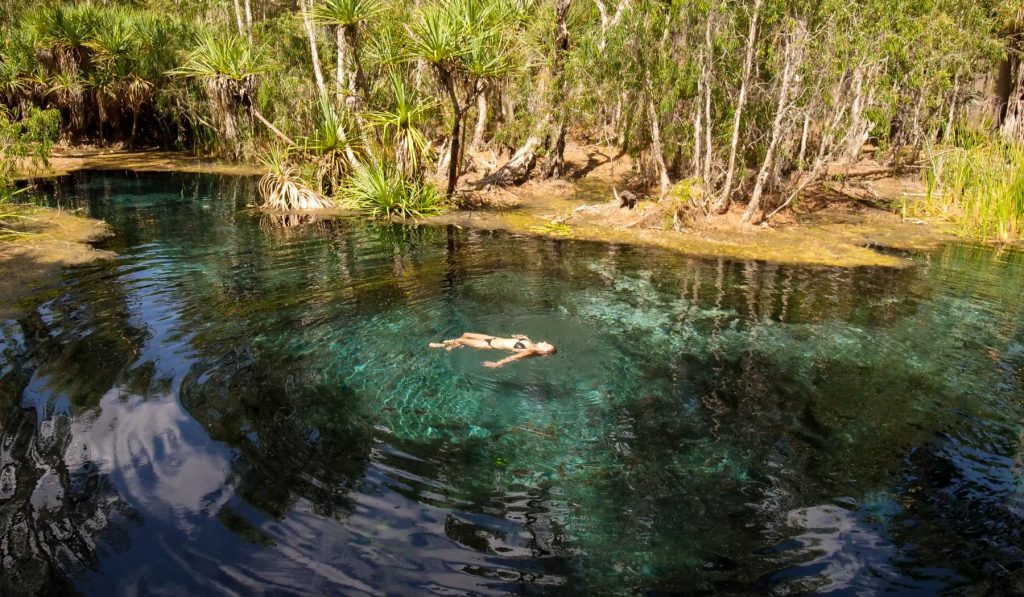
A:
[1, 0, 1022, 237]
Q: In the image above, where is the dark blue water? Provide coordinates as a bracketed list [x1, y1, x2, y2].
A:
[1, 171, 1023, 595]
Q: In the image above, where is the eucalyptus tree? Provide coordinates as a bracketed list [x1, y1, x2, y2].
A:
[406, 0, 514, 196]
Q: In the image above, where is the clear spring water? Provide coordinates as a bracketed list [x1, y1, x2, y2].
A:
[1, 171, 1023, 595]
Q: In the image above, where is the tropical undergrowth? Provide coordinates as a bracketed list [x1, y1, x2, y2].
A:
[0, 105, 59, 240]
[1, 0, 1022, 229]
[915, 133, 1024, 242]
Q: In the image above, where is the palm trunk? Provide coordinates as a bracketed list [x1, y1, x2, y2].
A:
[471, 90, 488, 150]
[713, 0, 761, 214]
[300, 0, 328, 99]
[436, 66, 462, 196]
[335, 26, 346, 104]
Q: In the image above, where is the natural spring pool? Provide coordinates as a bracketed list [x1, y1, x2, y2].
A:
[1, 171, 1023, 594]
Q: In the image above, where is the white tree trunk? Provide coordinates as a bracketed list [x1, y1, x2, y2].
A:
[648, 97, 671, 198]
[701, 13, 715, 186]
[232, 0, 245, 36]
[798, 111, 810, 165]
[301, 0, 328, 99]
[714, 0, 762, 213]
[743, 21, 804, 224]
[244, 0, 253, 41]
[471, 91, 488, 150]
[336, 27, 346, 104]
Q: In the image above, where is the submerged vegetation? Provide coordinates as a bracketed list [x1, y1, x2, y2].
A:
[0, 0, 1022, 235]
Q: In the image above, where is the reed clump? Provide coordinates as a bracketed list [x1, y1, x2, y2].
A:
[916, 139, 1024, 243]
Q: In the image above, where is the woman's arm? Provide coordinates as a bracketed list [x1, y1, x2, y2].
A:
[483, 351, 534, 368]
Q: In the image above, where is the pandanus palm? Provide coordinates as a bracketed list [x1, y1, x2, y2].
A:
[406, 0, 513, 195]
[365, 71, 435, 178]
[306, 93, 363, 193]
[171, 33, 265, 158]
[312, 0, 383, 107]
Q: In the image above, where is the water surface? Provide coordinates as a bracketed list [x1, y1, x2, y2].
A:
[2, 172, 1023, 594]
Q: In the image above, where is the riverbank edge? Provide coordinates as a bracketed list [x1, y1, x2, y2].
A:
[13, 147, 966, 270]
[0, 205, 114, 320]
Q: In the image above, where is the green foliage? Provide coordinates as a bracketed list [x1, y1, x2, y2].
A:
[918, 140, 1024, 242]
[173, 33, 265, 82]
[0, 106, 60, 192]
[312, 0, 384, 27]
[342, 159, 445, 219]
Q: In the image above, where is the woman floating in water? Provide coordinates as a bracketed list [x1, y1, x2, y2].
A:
[430, 333, 557, 368]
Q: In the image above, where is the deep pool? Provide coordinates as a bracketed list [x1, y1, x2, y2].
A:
[1, 171, 1023, 595]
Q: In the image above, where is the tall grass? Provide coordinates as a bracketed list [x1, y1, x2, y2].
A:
[917, 140, 1024, 242]
[341, 160, 445, 219]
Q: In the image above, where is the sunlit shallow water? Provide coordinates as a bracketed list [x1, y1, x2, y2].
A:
[2, 172, 1023, 594]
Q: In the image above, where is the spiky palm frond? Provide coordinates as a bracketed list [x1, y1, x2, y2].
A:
[171, 33, 265, 82]
[30, 3, 99, 53]
[406, 4, 464, 66]
[311, 0, 384, 27]
[343, 159, 444, 219]
[259, 147, 335, 211]
[365, 72, 435, 174]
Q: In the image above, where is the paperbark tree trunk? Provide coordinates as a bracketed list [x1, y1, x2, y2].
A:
[244, 0, 253, 41]
[541, 0, 572, 178]
[743, 21, 804, 224]
[713, 0, 762, 214]
[232, 0, 245, 36]
[1000, 58, 1024, 141]
[648, 97, 671, 198]
[300, 0, 328, 99]
[471, 87, 488, 150]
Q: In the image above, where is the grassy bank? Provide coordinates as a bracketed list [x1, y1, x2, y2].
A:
[914, 140, 1024, 243]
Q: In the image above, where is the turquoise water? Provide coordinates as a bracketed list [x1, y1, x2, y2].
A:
[2, 171, 1023, 594]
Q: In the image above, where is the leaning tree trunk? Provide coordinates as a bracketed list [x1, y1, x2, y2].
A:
[481, 136, 542, 185]
[743, 21, 804, 224]
[713, 0, 761, 214]
[300, 0, 328, 99]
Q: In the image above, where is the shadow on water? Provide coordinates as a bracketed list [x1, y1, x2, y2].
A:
[1, 171, 1023, 594]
